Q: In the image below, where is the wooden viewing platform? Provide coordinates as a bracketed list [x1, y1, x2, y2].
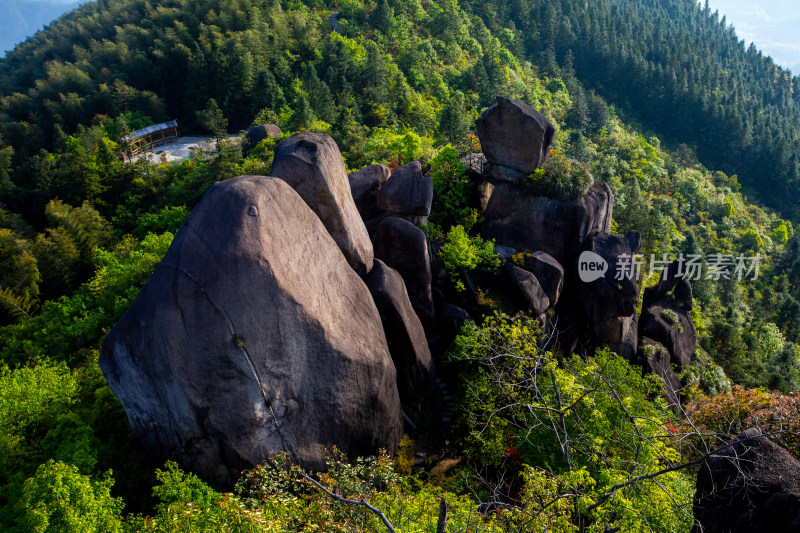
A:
[124, 120, 179, 157]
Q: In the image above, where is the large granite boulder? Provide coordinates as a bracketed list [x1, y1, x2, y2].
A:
[575, 230, 642, 359]
[366, 259, 435, 405]
[372, 217, 434, 326]
[376, 161, 433, 224]
[639, 301, 697, 369]
[503, 263, 550, 315]
[349, 163, 391, 221]
[639, 261, 697, 369]
[483, 181, 613, 268]
[272, 132, 373, 275]
[475, 96, 556, 181]
[99, 176, 402, 489]
[693, 429, 800, 532]
[243, 124, 281, 152]
[524, 251, 564, 307]
[637, 337, 681, 407]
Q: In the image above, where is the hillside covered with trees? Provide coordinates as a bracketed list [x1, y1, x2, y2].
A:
[459, 0, 800, 215]
[1, 0, 800, 531]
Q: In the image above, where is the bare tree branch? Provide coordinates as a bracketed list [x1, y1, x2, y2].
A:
[301, 473, 398, 533]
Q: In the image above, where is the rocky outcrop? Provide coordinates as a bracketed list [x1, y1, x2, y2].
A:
[503, 263, 550, 316]
[483, 181, 614, 268]
[372, 217, 434, 326]
[693, 429, 800, 532]
[475, 96, 556, 182]
[575, 231, 642, 359]
[637, 337, 681, 407]
[524, 252, 564, 307]
[639, 301, 696, 369]
[99, 176, 402, 488]
[439, 302, 472, 335]
[272, 133, 373, 275]
[639, 261, 697, 369]
[349, 163, 391, 221]
[477, 180, 495, 212]
[366, 259, 435, 405]
[376, 161, 433, 224]
[243, 124, 281, 152]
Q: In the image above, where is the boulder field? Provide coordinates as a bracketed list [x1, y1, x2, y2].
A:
[101, 97, 703, 490]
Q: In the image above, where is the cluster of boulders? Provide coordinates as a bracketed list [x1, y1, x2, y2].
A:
[100, 97, 703, 490]
[350, 161, 436, 328]
[100, 133, 434, 488]
[465, 97, 699, 406]
[637, 261, 697, 406]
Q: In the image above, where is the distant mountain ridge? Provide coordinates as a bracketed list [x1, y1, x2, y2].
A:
[1, 0, 82, 55]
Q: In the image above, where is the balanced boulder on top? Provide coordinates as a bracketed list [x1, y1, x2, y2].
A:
[99, 176, 402, 488]
[476, 96, 556, 181]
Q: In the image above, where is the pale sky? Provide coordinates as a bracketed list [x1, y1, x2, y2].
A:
[4, 0, 800, 73]
[708, 0, 800, 73]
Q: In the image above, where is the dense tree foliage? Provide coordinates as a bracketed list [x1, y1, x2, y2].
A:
[458, 0, 800, 216]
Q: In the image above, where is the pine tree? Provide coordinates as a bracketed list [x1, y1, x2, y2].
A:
[438, 91, 470, 145]
[197, 98, 228, 142]
[372, 0, 393, 34]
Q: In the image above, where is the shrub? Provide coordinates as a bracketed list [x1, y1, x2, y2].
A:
[151, 461, 219, 514]
[522, 148, 593, 200]
[661, 308, 678, 325]
[134, 206, 188, 237]
[428, 144, 477, 230]
[680, 351, 732, 396]
[0, 361, 77, 435]
[740, 228, 764, 251]
[438, 225, 501, 290]
[448, 312, 694, 532]
[20, 460, 124, 533]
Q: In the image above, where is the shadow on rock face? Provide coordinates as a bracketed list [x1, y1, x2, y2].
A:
[571, 230, 642, 359]
[100, 176, 402, 490]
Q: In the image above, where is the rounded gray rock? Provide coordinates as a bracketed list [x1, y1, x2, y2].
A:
[376, 161, 433, 217]
[504, 262, 550, 316]
[476, 96, 556, 174]
[366, 259, 435, 405]
[100, 176, 402, 488]
[693, 429, 800, 532]
[272, 132, 374, 275]
[349, 163, 391, 221]
[524, 251, 564, 306]
[243, 123, 281, 152]
[372, 217, 434, 326]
